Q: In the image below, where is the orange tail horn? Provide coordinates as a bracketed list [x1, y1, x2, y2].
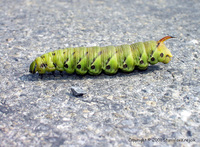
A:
[157, 36, 175, 47]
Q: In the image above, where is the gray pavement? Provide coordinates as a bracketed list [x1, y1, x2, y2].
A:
[0, 0, 200, 146]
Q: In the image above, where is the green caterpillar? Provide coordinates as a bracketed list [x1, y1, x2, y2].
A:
[29, 36, 174, 77]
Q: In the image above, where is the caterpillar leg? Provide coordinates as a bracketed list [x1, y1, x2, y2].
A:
[39, 74, 43, 79]
[52, 71, 55, 77]
[60, 71, 63, 77]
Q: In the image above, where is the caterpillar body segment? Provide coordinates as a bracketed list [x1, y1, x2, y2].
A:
[29, 36, 173, 76]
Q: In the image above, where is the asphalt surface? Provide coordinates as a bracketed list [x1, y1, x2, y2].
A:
[0, 0, 200, 146]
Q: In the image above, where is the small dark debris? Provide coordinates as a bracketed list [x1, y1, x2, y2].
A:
[71, 87, 86, 96]
[186, 130, 192, 136]
[194, 54, 198, 58]
[0, 105, 11, 114]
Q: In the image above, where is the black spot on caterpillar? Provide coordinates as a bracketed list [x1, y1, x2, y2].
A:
[29, 36, 174, 76]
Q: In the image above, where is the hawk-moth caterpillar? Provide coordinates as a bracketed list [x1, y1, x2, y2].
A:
[29, 36, 174, 76]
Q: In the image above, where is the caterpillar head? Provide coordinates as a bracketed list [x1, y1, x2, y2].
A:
[157, 36, 174, 64]
[29, 61, 36, 74]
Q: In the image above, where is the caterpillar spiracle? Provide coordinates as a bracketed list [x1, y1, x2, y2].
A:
[29, 36, 174, 77]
